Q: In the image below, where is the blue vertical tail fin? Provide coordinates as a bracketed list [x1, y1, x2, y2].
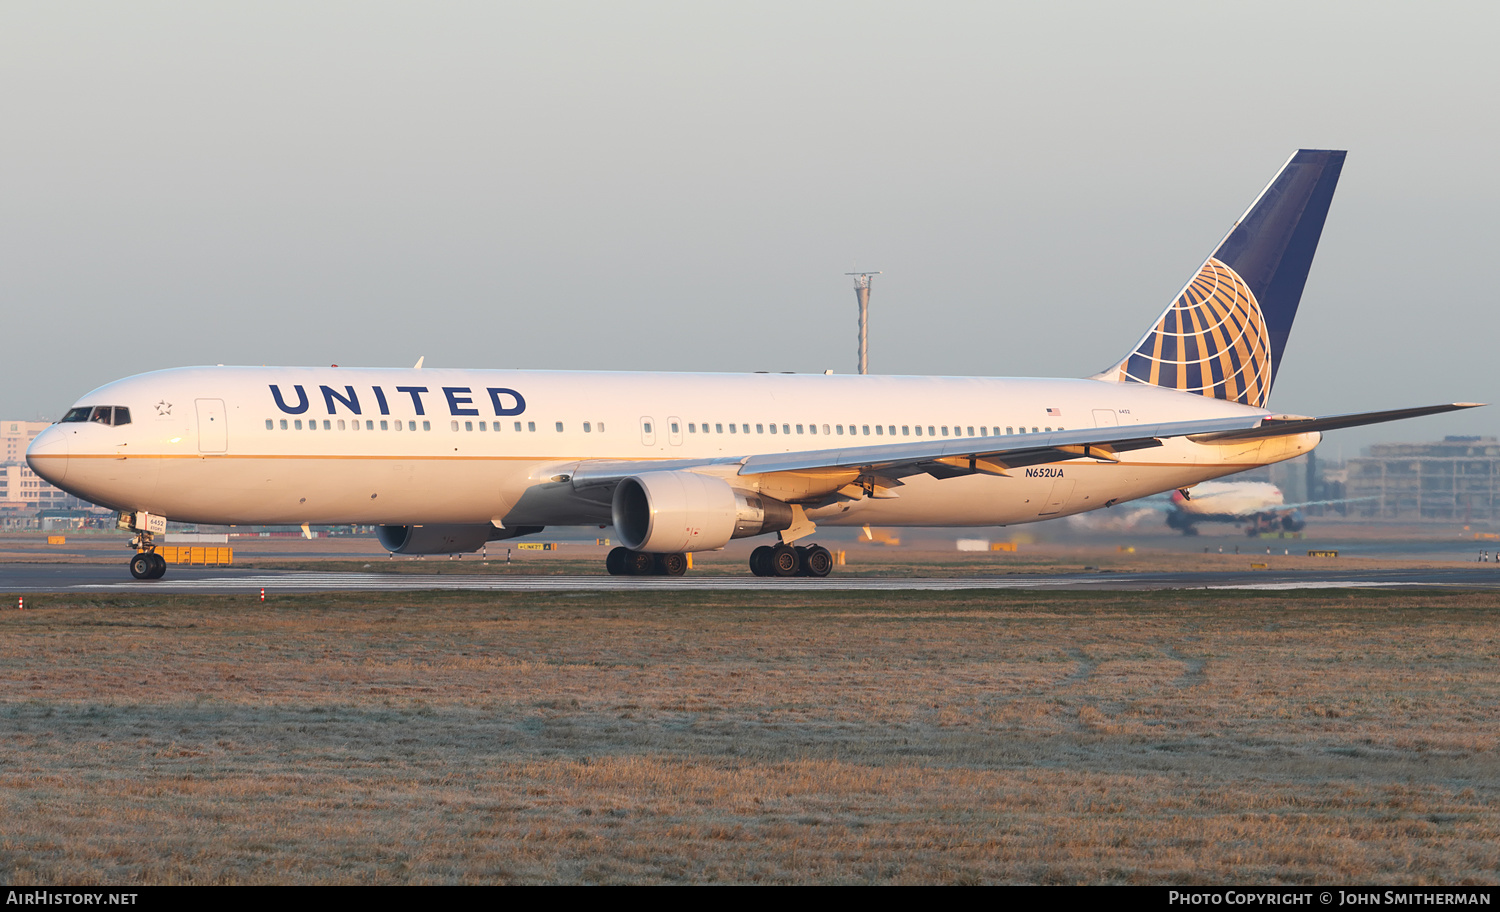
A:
[1096, 149, 1346, 408]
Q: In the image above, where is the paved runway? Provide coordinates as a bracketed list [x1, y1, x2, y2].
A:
[4, 564, 1500, 593]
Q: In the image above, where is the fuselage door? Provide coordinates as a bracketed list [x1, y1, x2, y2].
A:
[1092, 409, 1118, 427]
[196, 399, 227, 453]
[667, 416, 683, 446]
[640, 417, 656, 447]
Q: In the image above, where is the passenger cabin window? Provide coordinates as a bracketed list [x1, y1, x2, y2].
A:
[715, 423, 723, 434]
[527, 422, 536, 432]
[556, 422, 564, 432]
[584, 422, 592, 433]
[265, 419, 273, 430]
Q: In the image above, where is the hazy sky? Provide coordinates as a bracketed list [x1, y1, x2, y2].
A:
[3, 1, 1495, 456]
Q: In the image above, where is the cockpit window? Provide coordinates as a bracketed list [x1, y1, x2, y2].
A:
[61, 406, 131, 426]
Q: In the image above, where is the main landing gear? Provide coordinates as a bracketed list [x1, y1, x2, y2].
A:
[603, 543, 834, 578]
[749, 543, 833, 578]
[605, 547, 689, 577]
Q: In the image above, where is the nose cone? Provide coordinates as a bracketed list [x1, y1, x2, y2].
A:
[26, 426, 69, 485]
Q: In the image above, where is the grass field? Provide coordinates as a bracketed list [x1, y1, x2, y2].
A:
[2, 588, 1497, 884]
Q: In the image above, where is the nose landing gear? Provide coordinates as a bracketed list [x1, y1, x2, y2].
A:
[120, 511, 168, 580]
[129, 548, 167, 580]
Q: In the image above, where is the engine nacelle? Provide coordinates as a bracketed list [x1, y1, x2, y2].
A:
[612, 472, 794, 553]
[376, 523, 542, 555]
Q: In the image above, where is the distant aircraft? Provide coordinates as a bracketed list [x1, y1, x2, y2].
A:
[1164, 480, 1355, 536]
[27, 150, 1480, 579]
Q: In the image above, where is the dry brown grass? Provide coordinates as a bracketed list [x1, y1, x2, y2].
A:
[1, 588, 1497, 884]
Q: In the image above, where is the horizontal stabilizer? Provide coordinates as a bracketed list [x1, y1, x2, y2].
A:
[1188, 403, 1484, 442]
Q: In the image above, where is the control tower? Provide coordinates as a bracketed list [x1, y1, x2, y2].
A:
[845, 271, 880, 375]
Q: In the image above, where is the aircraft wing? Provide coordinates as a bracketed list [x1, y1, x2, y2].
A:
[568, 414, 1267, 496]
[571, 403, 1482, 496]
[735, 415, 1267, 479]
[1187, 403, 1483, 442]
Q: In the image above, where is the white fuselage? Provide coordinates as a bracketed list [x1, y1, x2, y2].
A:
[26, 366, 1319, 531]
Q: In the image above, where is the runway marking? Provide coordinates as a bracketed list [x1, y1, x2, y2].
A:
[76, 573, 1091, 592]
[39, 573, 1500, 593]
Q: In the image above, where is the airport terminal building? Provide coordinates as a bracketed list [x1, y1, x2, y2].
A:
[1344, 436, 1500, 523]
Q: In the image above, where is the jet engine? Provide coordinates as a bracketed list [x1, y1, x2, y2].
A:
[612, 471, 793, 553]
[376, 523, 543, 555]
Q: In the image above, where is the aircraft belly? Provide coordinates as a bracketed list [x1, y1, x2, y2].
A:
[143, 457, 526, 526]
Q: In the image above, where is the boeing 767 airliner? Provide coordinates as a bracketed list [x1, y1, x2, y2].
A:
[26, 150, 1480, 579]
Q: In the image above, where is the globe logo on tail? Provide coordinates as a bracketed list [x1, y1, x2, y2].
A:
[1117, 257, 1272, 408]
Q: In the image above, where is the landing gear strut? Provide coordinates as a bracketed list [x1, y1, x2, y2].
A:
[749, 543, 833, 577]
[606, 546, 689, 576]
